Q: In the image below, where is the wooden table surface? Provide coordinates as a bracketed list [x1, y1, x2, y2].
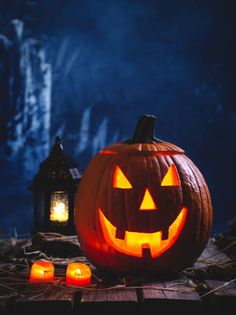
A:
[0, 236, 235, 315]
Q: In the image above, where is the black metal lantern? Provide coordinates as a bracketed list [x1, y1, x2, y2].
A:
[31, 136, 81, 235]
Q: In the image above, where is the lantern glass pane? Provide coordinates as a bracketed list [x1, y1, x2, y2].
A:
[50, 191, 69, 225]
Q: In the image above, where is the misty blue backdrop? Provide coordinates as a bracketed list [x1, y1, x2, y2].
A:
[0, 0, 235, 237]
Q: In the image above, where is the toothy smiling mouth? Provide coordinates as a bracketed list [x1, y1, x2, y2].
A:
[99, 207, 187, 258]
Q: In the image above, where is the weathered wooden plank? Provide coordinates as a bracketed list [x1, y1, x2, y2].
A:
[0, 266, 28, 314]
[31, 232, 82, 258]
[141, 278, 202, 315]
[0, 293, 17, 315]
[185, 238, 235, 281]
[195, 238, 230, 267]
[13, 281, 76, 315]
[201, 279, 236, 314]
[1, 236, 235, 315]
[75, 288, 139, 315]
[205, 279, 236, 297]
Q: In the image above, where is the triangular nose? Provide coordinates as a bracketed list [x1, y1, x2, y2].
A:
[139, 188, 158, 210]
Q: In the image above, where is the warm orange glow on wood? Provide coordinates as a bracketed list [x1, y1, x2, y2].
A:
[66, 263, 91, 286]
[30, 261, 54, 282]
[139, 188, 157, 210]
[161, 164, 180, 186]
[113, 166, 132, 189]
[99, 207, 187, 258]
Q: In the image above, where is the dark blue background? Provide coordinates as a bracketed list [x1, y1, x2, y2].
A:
[0, 0, 235, 237]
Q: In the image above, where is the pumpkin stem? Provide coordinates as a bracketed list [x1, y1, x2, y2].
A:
[125, 114, 161, 144]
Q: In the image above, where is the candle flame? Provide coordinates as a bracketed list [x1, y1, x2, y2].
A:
[50, 202, 69, 222]
[75, 268, 82, 276]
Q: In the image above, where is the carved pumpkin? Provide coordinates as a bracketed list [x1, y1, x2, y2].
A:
[74, 115, 213, 275]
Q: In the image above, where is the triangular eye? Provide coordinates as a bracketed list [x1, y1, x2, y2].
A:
[161, 164, 180, 186]
[113, 166, 132, 189]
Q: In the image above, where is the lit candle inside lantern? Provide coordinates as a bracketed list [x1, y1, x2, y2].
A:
[66, 263, 91, 286]
[50, 191, 69, 224]
[30, 261, 54, 282]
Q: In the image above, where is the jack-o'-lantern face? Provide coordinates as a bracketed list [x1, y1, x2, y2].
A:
[98, 156, 187, 259]
[74, 115, 213, 275]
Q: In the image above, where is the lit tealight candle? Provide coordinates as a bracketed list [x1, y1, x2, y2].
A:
[30, 261, 54, 282]
[66, 263, 91, 286]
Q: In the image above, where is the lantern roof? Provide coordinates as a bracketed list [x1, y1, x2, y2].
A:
[32, 136, 81, 189]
